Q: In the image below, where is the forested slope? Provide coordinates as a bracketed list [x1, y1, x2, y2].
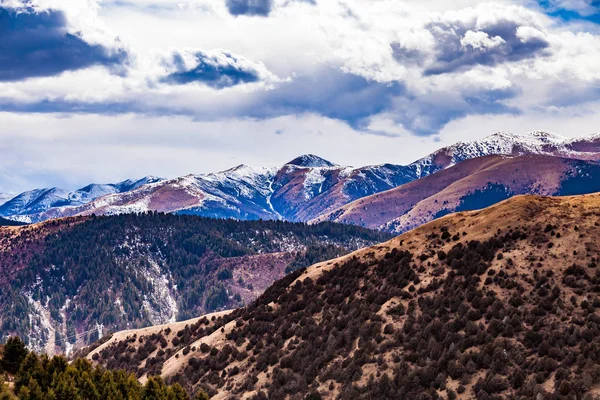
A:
[0, 213, 389, 355]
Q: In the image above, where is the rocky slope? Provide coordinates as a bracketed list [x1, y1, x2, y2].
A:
[316, 154, 600, 233]
[3, 131, 600, 225]
[86, 192, 600, 399]
[0, 214, 389, 355]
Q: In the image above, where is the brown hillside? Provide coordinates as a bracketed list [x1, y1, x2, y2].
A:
[314, 155, 600, 233]
[87, 193, 600, 399]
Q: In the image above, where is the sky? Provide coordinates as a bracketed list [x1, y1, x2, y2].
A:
[1, 0, 600, 192]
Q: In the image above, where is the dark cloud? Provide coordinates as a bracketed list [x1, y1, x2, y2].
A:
[0, 6, 128, 82]
[225, 0, 314, 17]
[424, 20, 550, 75]
[389, 86, 521, 136]
[162, 51, 262, 88]
[244, 68, 405, 129]
[0, 67, 523, 136]
[390, 43, 425, 66]
[225, 0, 272, 16]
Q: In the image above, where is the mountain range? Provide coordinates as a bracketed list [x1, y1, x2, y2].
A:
[84, 192, 600, 399]
[1, 131, 599, 225]
[0, 176, 163, 222]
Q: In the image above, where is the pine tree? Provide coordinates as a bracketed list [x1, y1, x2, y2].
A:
[21, 378, 44, 400]
[167, 383, 189, 400]
[14, 353, 42, 393]
[1, 337, 28, 374]
[194, 390, 210, 400]
[53, 370, 79, 400]
[77, 371, 100, 400]
[143, 376, 169, 400]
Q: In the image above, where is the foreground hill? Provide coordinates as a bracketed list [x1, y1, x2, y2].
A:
[316, 154, 600, 233]
[0, 214, 388, 355]
[88, 193, 600, 399]
[3, 131, 600, 224]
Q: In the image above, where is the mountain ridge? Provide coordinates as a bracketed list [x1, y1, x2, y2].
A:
[2, 131, 599, 225]
[314, 154, 600, 233]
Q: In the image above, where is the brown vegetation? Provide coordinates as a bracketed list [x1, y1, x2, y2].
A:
[87, 193, 600, 399]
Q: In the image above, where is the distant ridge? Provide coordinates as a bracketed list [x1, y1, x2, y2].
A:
[1, 131, 599, 225]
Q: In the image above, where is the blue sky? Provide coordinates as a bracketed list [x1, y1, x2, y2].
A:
[536, 0, 600, 23]
[0, 0, 600, 192]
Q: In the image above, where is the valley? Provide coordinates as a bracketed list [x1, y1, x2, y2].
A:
[0, 215, 388, 355]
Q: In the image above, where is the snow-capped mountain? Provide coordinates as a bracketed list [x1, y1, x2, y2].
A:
[286, 154, 338, 168]
[2, 131, 599, 224]
[0, 176, 164, 222]
[409, 130, 600, 178]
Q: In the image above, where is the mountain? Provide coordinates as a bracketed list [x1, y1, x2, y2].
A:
[409, 130, 600, 178]
[0, 214, 389, 354]
[286, 154, 338, 168]
[2, 131, 600, 225]
[13, 161, 419, 224]
[0, 176, 164, 223]
[315, 154, 600, 233]
[85, 192, 600, 399]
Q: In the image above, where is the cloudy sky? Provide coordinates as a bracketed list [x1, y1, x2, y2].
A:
[1, 0, 600, 192]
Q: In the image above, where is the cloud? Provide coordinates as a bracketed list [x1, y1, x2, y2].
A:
[0, 4, 128, 82]
[225, 0, 271, 16]
[424, 19, 550, 75]
[0, 0, 599, 141]
[161, 50, 273, 88]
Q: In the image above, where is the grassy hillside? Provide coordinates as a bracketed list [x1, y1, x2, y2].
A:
[88, 193, 600, 399]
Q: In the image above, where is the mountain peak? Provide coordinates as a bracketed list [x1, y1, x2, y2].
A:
[520, 130, 566, 142]
[286, 154, 337, 168]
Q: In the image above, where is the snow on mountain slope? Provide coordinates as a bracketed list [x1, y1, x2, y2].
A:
[0, 187, 72, 220]
[316, 154, 600, 233]
[409, 130, 600, 178]
[3, 131, 600, 224]
[0, 176, 165, 222]
[286, 154, 338, 168]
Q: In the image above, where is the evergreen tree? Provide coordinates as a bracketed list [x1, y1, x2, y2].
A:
[167, 383, 189, 400]
[20, 379, 44, 400]
[194, 390, 209, 400]
[14, 353, 42, 393]
[143, 376, 169, 400]
[53, 370, 79, 400]
[1, 337, 28, 374]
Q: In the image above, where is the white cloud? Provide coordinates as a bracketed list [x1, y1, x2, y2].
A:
[461, 30, 506, 50]
[1, 0, 600, 189]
